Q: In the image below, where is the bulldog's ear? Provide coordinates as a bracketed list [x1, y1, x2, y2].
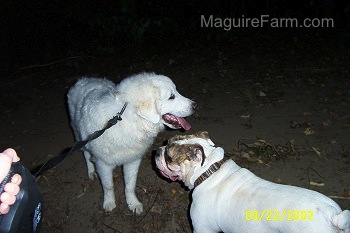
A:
[136, 88, 161, 124]
[191, 145, 205, 166]
[195, 131, 215, 146]
[195, 131, 209, 139]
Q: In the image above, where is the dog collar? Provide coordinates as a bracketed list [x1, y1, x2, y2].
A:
[194, 160, 225, 187]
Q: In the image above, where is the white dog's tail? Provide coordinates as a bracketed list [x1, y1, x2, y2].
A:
[332, 210, 350, 233]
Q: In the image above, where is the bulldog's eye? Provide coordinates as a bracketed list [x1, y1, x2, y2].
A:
[165, 151, 172, 163]
[168, 93, 175, 100]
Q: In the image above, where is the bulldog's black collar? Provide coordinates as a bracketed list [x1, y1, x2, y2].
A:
[194, 160, 225, 187]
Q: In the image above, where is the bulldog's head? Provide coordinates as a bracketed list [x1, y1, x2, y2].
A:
[155, 131, 224, 189]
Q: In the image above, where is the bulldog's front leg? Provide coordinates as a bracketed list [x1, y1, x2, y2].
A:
[191, 202, 220, 233]
[193, 225, 217, 233]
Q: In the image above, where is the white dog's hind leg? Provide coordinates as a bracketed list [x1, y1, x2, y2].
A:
[95, 161, 116, 211]
[123, 159, 143, 214]
[83, 150, 96, 180]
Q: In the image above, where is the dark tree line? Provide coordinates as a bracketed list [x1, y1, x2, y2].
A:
[1, 0, 348, 73]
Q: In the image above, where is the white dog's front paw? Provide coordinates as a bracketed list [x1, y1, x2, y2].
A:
[88, 171, 97, 181]
[103, 200, 116, 212]
[126, 192, 143, 214]
[128, 201, 143, 215]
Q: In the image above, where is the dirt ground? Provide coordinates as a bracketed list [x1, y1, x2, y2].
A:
[1, 33, 350, 233]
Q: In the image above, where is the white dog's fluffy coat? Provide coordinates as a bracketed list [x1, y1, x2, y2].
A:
[67, 72, 196, 213]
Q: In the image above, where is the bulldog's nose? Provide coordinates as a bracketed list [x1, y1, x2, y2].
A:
[156, 147, 163, 157]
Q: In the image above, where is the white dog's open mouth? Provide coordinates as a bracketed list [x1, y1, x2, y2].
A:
[162, 114, 191, 131]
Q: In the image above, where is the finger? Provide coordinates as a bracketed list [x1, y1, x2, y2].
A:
[0, 154, 12, 181]
[0, 202, 10, 215]
[0, 192, 16, 205]
[4, 183, 20, 196]
[2, 148, 20, 162]
[11, 174, 22, 185]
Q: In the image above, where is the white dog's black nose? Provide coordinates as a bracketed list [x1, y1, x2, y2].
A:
[192, 101, 198, 110]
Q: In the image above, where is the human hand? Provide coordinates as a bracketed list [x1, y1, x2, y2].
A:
[0, 148, 22, 215]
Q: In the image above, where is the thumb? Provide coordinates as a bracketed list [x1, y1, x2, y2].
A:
[0, 149, 20, 182]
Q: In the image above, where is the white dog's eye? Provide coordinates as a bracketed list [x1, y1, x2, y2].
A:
[168, 93, 175, 100]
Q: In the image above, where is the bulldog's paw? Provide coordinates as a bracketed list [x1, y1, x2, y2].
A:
[128, 201, 143, 215]
[103, 200, 116, 212]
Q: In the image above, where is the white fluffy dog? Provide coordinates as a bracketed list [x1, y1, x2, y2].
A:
[67, 72, 196, 213]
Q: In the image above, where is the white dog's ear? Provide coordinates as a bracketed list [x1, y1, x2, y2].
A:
[136, 101, 160, 123]
[136, 88, 161, 124]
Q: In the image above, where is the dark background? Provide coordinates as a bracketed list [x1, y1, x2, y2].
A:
[1, 0, 349, 75]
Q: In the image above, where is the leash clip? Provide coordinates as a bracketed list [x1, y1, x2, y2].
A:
[108, 103, 128, 125]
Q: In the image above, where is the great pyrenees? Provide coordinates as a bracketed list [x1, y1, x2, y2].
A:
[67, 72, 196, 214]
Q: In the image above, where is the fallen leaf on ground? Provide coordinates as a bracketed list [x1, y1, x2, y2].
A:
[304, 127, 315, 135]
[76, 186, 87, 198]
[303, 112, 312, 116]
[259, 91, 266, 97]
[241, 114, 251, 119]
[312, 147, 321, 156]
[309, 181, 325, 187]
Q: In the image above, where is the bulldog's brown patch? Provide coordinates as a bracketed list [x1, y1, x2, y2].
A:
[167, 131, 210, 144]
[165, 143, 205, 166]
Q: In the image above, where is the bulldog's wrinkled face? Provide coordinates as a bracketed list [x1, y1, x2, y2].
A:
[155, 131, 215, 184]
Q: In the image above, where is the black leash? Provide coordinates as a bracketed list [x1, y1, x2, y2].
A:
[33, 103, 128, 177]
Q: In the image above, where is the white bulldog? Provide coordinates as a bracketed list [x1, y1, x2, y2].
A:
[155, 131, 350, 233]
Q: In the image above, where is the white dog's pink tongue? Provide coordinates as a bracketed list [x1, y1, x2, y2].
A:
[163, 114, 192, 131]
[177, 117, 192, 131]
